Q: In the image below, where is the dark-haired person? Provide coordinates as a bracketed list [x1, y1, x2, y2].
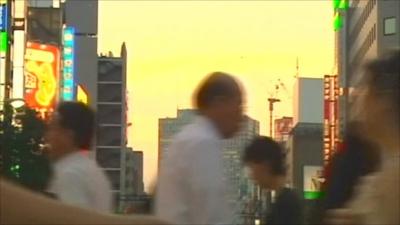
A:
[243, 136, 303, 225]
[156, 72, 244, 224]
[45, 102, 112, 212]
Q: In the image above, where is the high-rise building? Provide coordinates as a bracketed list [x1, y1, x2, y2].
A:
[334, 0, 400, 132]
[96, 43, 128, 211]
[222, 116, 260, 224]
[158, 109, 261, 224]
[158, 109, 197, 170]
[131, 150, 144, 195]
[121, 148, 145, 211]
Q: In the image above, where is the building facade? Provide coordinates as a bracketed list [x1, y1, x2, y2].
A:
[64, 0, 98, 109]
[288, 77, 324, 197]
[96, 43, 128, 211]
[120, 148, 145, 211]
[293, 78, 324, 125]
[335, 0, 400, 132]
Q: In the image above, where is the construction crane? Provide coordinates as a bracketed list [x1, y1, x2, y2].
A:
[267, 78, 293, 138]
[267, 82, 280, 138]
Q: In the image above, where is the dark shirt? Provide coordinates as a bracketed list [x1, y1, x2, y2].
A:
[265, 188, 303, 225]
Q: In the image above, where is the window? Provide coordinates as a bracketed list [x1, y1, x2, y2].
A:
[384, 17, 396, 35]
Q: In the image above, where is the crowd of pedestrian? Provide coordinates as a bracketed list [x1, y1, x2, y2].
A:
[1, 50, 399, 225]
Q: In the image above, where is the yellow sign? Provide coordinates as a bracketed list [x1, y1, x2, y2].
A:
[77, 85, 88, 105]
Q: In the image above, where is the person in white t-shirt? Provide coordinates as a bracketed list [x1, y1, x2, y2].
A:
[45, 102, 112, 212]
[156, 72, 244, 225]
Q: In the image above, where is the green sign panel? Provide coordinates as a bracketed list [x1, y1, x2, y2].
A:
[333, 0, 349, 10]
[304, 191, 324, 200]
[334, 13, 343, 31]
[0, 31, 7, 53]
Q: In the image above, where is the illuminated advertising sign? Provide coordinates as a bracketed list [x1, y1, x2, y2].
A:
[77, 84, 88, 105]
[62, 26, 75, 101]
[303, 166, 324, 200]
[0, 2, 7, 53]
[323, 75, 339, 164]
[0, 3, 6, 31]
[333, 0, 349, 10]
[0, 1, 7, 104]
[333, 0, 349, 31]
[24, 42, 60, 115]
[0, 32, 6, 53]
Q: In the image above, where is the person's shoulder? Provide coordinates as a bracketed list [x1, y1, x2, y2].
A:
[174, 122, 217, 146]
[63, 155, 102, 176]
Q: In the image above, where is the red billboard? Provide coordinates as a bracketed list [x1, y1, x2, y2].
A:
[24, 42, 60, 117]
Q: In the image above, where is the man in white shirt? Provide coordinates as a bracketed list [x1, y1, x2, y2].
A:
[156, 72, 244, 225]
[45, 102, 112, 212]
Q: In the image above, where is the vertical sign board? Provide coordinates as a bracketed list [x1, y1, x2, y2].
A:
[323, 75, 339, 165]
[0, 2, 6, 103]
[0, 1, 7, 103]
[0, 3, 7, 51]
[24, 42, 60, 117]
[62, 27, 75, 101]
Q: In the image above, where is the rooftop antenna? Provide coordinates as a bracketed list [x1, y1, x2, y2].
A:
[295, 57, 299, 78]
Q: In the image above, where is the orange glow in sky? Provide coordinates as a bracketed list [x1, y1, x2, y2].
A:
[98, 1, 334, 191]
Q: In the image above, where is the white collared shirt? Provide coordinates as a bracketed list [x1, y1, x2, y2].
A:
[48, 151, 112, 212]
[156, 115, 234, 225]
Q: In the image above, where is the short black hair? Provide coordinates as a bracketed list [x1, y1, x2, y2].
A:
[243, 136, 287, 175]
[194, 72, 241, 109]
[56, 102, 95, 149]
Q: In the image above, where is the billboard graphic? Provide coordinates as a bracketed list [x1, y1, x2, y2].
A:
[24, 42, 60, 115]
[62, 26, 75, 100]
[303, 165, 324, 200]
[274, 117, 293, 142]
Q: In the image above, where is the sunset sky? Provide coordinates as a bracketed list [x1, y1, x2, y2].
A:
[98, 0, 335, 191]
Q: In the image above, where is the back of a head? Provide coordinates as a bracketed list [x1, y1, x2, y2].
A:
[193, 72, 242, 110]
[243, 136, 287, 176]
[57, 101, 95, 149]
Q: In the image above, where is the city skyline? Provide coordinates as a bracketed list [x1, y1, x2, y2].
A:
[98, 1, 335, 190]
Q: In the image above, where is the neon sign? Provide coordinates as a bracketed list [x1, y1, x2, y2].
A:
[62, 26, 75, 100]
[24, 42, 60, 115]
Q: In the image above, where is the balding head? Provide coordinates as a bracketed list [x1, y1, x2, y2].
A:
[193, 72, 244, 138]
